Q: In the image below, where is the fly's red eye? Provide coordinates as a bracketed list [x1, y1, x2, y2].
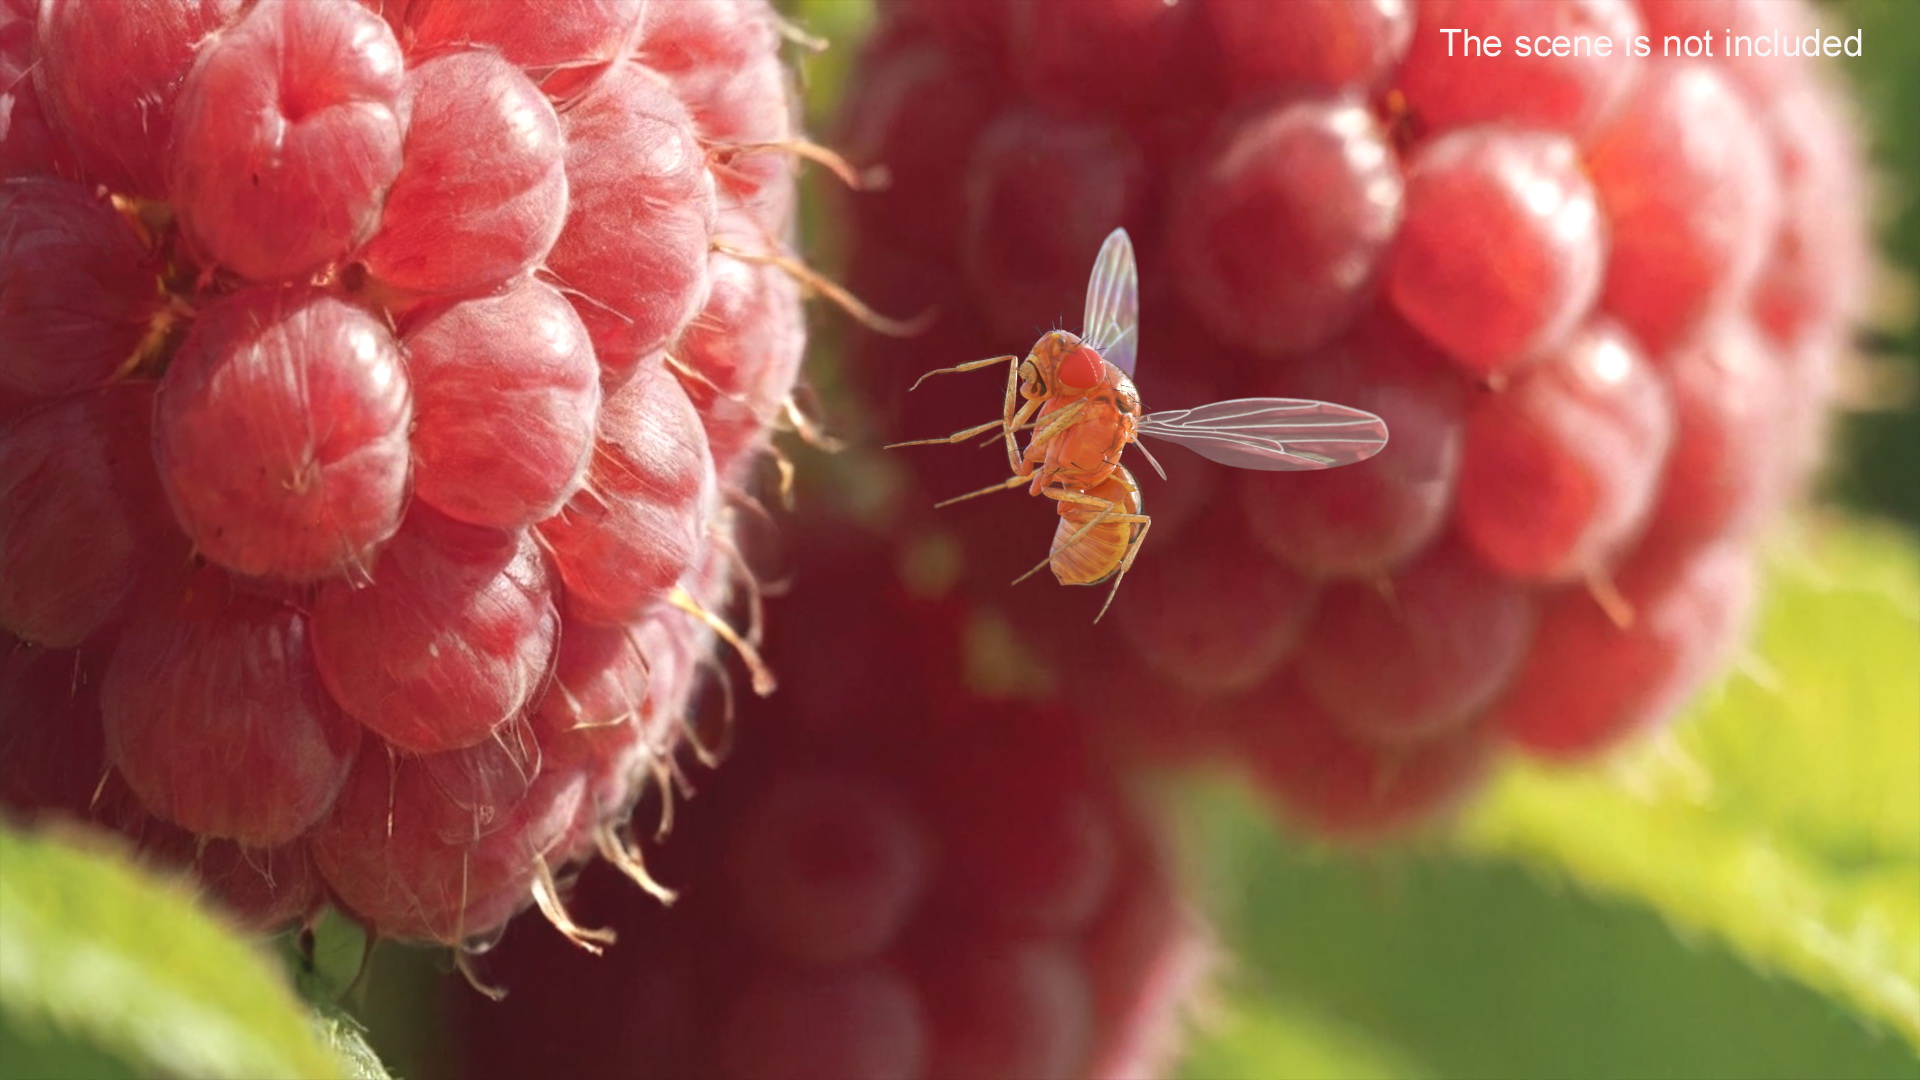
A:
[1058, 345, 1102, 390]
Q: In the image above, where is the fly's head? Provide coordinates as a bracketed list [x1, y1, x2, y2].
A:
[1020, 330, 1078, 400]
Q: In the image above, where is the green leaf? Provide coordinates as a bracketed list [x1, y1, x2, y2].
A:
[0, 824, 352, 1080]
[1176, 521, 1920, 1078]
[1176, 784, 1920, 1080]
[1177, 990, 1430, 1080]
[308, 1004, 392, 1080]
[1462, 523, 1920, 1049]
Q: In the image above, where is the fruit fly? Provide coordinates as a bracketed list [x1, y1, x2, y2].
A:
[892, 227, 1390, 619]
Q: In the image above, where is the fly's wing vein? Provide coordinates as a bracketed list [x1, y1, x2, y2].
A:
[1136, 397, 1389, 471]
[1081, 227, 1139, 377]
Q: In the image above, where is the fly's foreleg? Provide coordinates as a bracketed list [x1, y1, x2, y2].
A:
[1000, 355, 1025, 470]
[1003, 394, 1041, 472]
[907, 354, 1017, 392]
[884, 417, 1009, 450]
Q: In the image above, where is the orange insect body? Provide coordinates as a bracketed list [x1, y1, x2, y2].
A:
[1018, 370, 1139, 493]
[1047, 468, 1145, 586]
[890, 228, 1389, 621]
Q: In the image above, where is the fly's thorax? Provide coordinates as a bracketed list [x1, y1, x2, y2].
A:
[1103, 374, 1143, 445]
[1083, 469, 1141, 516]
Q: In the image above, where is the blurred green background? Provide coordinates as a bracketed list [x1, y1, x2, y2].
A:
[1827, 0, 1920, 527]
[2, 2, 1916, 1079]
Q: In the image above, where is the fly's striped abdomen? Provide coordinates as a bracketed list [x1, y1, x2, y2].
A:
[1049, 474, 1142, 586]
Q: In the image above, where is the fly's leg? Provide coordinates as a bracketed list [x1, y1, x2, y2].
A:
[1004, 392, 1041, 473]
[891, 354, 1025, 451]
[977, 403, 1039, 449]
[933, 474, 1027, 508]
[1020, 399, 1087, 492]
[1093, 515, 1151, 624]
[885, 417, 1008, 449]
[1011, 487, 1149, 586]
[1038, 474, 1151, 622]
[1027, 399, 1086, 446]
[908, 354, 1017, 392]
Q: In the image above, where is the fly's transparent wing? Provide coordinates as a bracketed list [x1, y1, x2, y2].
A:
[1136, 398, 1389, 471]
[1081, 227, 1139, 377]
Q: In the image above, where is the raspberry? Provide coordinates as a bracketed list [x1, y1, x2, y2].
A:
[1206, 0, 1412, 96]
[170, 0, 407, 282]
[1, 7, 62, 178]
[31, 0, 240, 197]
[840, 0, 1866, 835]
[308, 506, 559, 755]
[359, 50, 568, 299]
[1, 180, 161, 399]
[1491, 539, 1758, 759]
[674, 221, 807, 478]
[1295, 539, 1535, 745]
[1, 384, 177, 647]
[444, 523, 1207, 1079]
[154, 287, 413, 583]
[102, 566, 362, 845]
[1585, 59, 1782, 354]
[400, 280, 600, 530]
[535, 360, 714, 628]
[1454, 322, 1673, 580]
[1397, 0, 1643, 137]
[1239, 315, 1468, 578]
[1, 641, 109, 820]
[546, 60, 714, 386]
[1387, 128, 1604, 376]
[965, 111, 1149, 344]
[1169, 98, 1403, 358]
[3, 0, 810, 946]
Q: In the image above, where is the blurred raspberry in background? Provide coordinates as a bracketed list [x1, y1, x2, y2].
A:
[836, 0, 1876, 835]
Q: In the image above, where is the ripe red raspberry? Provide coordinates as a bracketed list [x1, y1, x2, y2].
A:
[3, 0, 811, 944]
[444, 525, 1208, 1079]
[840, 0, 1866, 836]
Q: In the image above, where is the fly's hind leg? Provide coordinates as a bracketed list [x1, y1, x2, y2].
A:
[1037, 477, 1152, 622]
[1029, 485, 1152, 623]
[1011, 487, 1140, 585]
[1093, 515, 1150, 624]
[933, 473, 1028, 508]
